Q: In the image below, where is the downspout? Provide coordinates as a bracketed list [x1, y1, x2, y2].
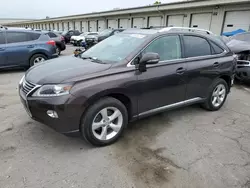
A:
[156, 5, 165, 27]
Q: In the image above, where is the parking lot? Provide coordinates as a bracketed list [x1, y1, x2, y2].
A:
[0, 45, 250, 188]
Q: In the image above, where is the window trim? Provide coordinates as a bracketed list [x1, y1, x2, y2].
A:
[127, 34, 183, 67]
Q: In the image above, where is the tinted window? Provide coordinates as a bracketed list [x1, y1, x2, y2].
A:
[48, 32, 57, 38]
[28, 33, 40, 40]
[211, 42, 224, 54]
[144, 35, 181, 61]
[183, 36, 211, 58]
[0, 32, 5, 44]
[6, 32, 40, 44]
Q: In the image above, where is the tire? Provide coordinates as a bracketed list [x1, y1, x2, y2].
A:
[56, 46, 61, 56]
[201, 78, 229, 111]
[80, 97, 128, 146]
[29, 54, 47, 67]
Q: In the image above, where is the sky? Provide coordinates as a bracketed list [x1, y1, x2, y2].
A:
[0, 0, 180, 19]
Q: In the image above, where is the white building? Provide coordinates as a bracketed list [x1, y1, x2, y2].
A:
[4, 0, 250, 35]
[0, 18, 33, 25]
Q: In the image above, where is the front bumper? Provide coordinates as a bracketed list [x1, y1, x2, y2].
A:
[19, 88, 82, 135]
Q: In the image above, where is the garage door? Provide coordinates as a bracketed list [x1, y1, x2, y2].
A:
[191, 13, 212, 30]
[148, 16, 162, 27]
[223, 11, 250, 32]
[119, 18, 130, 29]
[108, 19, 117, 29]
[58, 23, 62, 31]
[98, 20, 106, 31]
[68, 22, 74, 30]
[89, 21, 97, 32]
[81, 21, 88, 32]
[75, 21, 81, 31]
[132, 17, 144, 28]
[167, 15, 184, 27]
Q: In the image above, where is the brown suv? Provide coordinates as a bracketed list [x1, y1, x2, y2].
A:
[19, 28, 236, 146]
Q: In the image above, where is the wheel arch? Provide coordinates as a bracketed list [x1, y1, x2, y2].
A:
[218, 74, 231, 92]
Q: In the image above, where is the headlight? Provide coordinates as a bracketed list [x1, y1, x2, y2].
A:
[33, 84, 72, 97]
[19, 75, 25, 85]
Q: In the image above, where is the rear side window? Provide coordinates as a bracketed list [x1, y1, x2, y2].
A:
[183, 35, 211, 58]
[6, 32, 40, 44]
[0, 32, 5, 44]
[210, 42, 224, 54]
[28, 33, 40, 40]
[48, 32, 57, 38]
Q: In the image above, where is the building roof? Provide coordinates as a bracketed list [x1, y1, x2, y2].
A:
[5, 0, 250, 25]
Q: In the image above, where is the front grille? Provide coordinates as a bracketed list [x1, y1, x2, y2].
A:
[22, 79, 37, 95]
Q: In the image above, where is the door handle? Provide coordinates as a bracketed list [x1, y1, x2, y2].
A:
[176, 67, 186, 75]
[27, 45, 34, 48]
[0, 48, 5, 51]
[213, 62, 220, 68]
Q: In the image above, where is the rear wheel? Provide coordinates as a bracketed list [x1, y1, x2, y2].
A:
[29, 54, 47, 67]
[80, 97, 128, 146]
[56, 45, 61, 56]
[201, 78, 228, 111]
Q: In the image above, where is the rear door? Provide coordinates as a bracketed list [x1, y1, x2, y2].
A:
[0, 31, 7, 67]
[5, 31, 40, 67]
[182, 35, 229, 100]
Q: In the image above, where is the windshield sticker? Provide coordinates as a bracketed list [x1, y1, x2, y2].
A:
[130, 34, 146, 39]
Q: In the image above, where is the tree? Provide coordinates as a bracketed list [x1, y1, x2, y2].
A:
[154, 1, 161, 5]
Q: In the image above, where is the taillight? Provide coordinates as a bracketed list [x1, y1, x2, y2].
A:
[46, 40, 55, 46]
[61, 36, 64, 41]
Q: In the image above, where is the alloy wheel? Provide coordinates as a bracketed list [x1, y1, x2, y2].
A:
[211, 84, 226, 107]
[92, 107, 123, 141]
[33, 57, 45, 64]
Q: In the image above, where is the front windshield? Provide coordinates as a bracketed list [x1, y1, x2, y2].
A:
[81, 33, 147, 63]
[99, 29, 112, 36]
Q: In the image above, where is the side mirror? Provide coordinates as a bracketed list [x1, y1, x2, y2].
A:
[138, 52, 160, 72]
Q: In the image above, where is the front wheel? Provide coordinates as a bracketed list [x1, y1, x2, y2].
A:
[80, 97, 128, 146]
[201, 78, 228, 111]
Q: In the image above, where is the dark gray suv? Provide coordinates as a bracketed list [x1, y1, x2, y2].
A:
[19, 28, 236, 146]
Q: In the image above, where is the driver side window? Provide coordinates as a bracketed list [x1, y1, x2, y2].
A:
[143, 35, 181, 62]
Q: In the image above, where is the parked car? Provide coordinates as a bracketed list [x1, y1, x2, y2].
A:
[62, 30, 81, 43]
[0, 27, 57, 69]
[42, 31, 66, 55]
[225, 32, 250, 83]
[97, 29, 124, 42]
[19, 27, 236, 146]
[85, 29, 124, 47]
[71, 32, 98, 46]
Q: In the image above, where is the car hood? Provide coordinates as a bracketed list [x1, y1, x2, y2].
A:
[25, 56, 112, 85]
[226, 39, 250, 53]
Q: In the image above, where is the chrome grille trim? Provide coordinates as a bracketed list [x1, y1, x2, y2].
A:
[22, 79, 41, 96]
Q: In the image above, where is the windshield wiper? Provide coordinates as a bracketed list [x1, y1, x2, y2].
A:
[81, 56, 106, 64]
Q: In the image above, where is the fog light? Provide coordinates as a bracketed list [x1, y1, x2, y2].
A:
[47, 110, 58, 118]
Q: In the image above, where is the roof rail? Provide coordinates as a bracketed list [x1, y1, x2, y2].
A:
[159, 27, 214, 35]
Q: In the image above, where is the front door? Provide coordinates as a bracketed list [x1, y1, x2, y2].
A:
[0, 31, 7, 67]
[137, 35, 187, 115]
